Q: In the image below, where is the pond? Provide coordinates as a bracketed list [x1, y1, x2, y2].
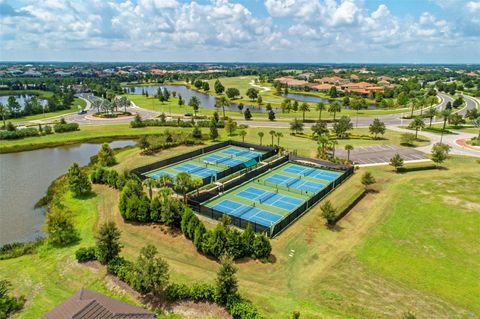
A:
[0, 140, 136, 246]
[0, 94, 48, 109]
[282, 93, 378, 109]
[128, 85, 269, 113]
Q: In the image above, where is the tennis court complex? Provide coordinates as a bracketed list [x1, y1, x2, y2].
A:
[143, 146, 264, 181]
[203, 162, 343, 230]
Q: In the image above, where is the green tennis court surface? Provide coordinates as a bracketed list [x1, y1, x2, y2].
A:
[143, 146, 264, 181]
[204, 162, 343, 228]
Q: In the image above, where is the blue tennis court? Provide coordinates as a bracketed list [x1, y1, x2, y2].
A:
[145, 171, 175, 179]
[264, 173, 326, 193]
[283, 164, 341, 182]
[236, 186, 303, 211]
[221, 148, 262, 159]
[212, 199, 283, 226]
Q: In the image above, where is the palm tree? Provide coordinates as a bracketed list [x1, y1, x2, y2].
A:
[344, 144, 354, 162]
[269, 130, 276, 146]
[92, 98, 102, 113]
[175, 172, 193, 202]
[440, 109, 452, 143]
[329, 139, 339, 157]
[216, 96, 229, 120]
[316, 102, 325, 121]
[191, 178, 203, 196]
[0, 102, 8, 127]
[142, 178, 157, 199]
[118, 96, 130, 112]
[275, 132, 283, 147]
[156, 174, 173, 188]
[425, 107, 438, 127]
[317, 135, 330, 157]
[258, 131, 264, 145]
[409, 98, 418, 118]
[239, 130, 247, 142]
[157, 186, 173, 204]
[328, 102, 341, 121]
[300, 102, 310, 122]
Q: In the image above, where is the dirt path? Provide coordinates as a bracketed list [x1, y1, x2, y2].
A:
[249, 80, 271, 92]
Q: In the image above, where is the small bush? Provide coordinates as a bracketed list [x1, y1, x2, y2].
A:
[75, 247, 97, 262]
[226, 297, 263, 319]
[107, 256, 132, 282]
[165, 283, 192, 301]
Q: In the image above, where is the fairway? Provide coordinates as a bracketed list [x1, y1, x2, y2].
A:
[143, 145, 264, 181]
[204, 161, 346, 234]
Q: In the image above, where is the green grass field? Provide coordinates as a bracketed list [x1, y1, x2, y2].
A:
[0, 122, 430, 155]
[127, 77, 414, 119]
[1, 142, 479, 318]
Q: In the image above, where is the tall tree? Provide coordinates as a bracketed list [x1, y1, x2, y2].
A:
[239, 130, 247, 142]
[328, 102, 341, 121]
[175, 172, 193, 202]
[258, 131, 264, 145]
[96, 143, 116, 166]
[299, 102, 310, 121]
[389, 153, 404, 172]
[95, 221, 122, 264]
[425, 107, 437, 128]
[269, 130, 276, 146]
[130, 244, 169, 295]
[408, 117, 425, 138]
[431, 143, 451, 167]
[214, 79, 225, 94]
[369, 118, 386, 139]
[276, 132, 283, 147]
[246, 88, 259, 101]
[316, 102, 326, 121]
[44, 206, 79, 246]
[332, 116, 353, 138]
[209, 118, 219, 140]
[188, 96, 200, 117]
[344, 144, 354, 162]
[225, 118, 237, 136]
[289, 118, 304, 134]
[440, 109, 452, 143]
[143, 178, 157, 199]
[216, 255, 238, 304]
[67, 162, 91, 197]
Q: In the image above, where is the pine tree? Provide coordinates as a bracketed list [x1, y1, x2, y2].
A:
[216, 255, 238, 304]
[67, 162, 91, 197]
[95, 221, 122, 264]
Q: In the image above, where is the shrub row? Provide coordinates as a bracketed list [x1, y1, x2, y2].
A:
[53, 122, 79, 133]
[131, 117, 224, 129]
[90, 167, 132, 190]
[165, 282, 263, 319]
[0, 127, 39, 140]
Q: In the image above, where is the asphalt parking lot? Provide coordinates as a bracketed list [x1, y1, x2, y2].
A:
[335, 144, 427, 165]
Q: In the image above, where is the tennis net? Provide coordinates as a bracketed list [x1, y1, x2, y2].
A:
[262, 179, 305, 196]
[188, 166, 204, 174]
[303, 167, 315, 176]
[286, 176, 301, 187]
[258, 191, 276, 203]
[232, 204, 252, 217]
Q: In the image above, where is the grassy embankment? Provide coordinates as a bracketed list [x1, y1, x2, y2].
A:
[1, 142, 478, 318]
[0, 122, 430, 154]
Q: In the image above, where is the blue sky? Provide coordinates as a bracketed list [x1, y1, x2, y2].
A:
[1, 0, 479, 63]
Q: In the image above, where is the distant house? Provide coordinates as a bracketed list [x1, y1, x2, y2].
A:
[297, 72, 314, 80]
[274, 76, 309, 87]
[42, 288, 155, 319]
[315, 76, 348, 85]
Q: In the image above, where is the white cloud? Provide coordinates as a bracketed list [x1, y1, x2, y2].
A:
[0, 0, 478, 62]
[466, 1, 480, 12]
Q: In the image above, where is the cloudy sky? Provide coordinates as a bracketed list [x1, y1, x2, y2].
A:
[1, 0, 479, 63]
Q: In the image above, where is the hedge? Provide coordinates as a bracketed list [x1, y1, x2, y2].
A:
[53, 122, 79, 133]
[0, 127, 39, 140]
[75, 247, 97, 262]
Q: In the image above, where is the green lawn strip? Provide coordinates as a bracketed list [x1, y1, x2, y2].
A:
[355, 168, 480, 314]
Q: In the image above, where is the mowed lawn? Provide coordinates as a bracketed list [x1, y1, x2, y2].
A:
[1, 144, 478, 318]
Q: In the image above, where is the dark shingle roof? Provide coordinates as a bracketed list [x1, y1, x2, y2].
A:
[42, 288, 155, 319]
